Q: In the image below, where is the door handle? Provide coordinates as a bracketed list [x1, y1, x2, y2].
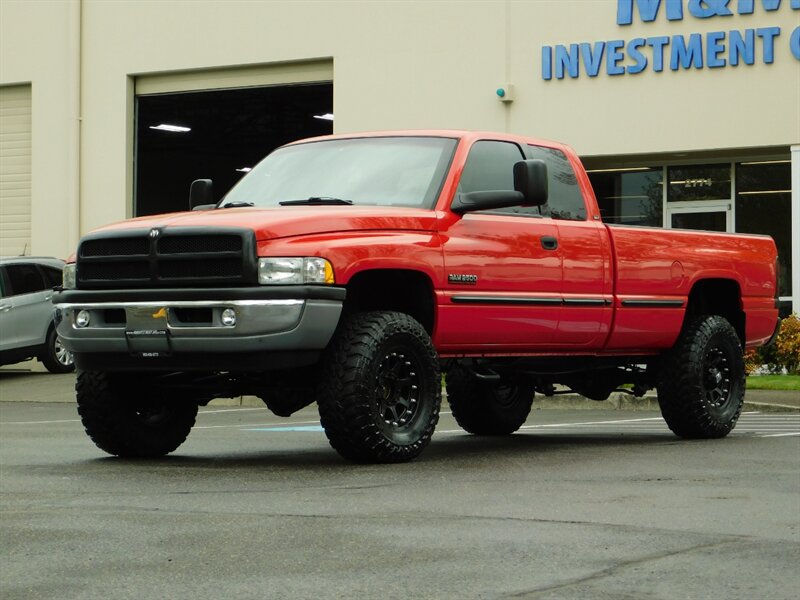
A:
[541, 236, 558, 251]
[0, 304, 11, 312]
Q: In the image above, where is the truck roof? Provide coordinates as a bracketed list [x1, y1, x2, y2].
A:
[286, 129, 566, 150]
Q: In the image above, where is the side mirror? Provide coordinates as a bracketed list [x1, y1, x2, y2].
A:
[189, 179, 215, 210]
[514, 159, 548, 206]
[449, 159, 549, 214]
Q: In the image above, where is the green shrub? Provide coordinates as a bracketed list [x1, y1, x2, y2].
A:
[774, 313, 800, 375]
[746, 313, 800, 375]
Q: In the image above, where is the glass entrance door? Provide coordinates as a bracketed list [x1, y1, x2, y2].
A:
[666, 164, 733, 233]
[668, 202, 732, 232]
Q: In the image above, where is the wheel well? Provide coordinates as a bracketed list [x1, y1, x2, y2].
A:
[344, 269, 435, 334]
[685, 279, 745, 342]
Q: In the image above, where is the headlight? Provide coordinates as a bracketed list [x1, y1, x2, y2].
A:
[258, 257, 334, 285]
[62, 264, 77, 289]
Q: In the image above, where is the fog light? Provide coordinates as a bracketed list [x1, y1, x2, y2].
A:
[75, 310, 91, 328]
[220, 308, 237, 327]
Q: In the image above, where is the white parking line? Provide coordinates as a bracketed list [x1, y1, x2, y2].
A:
[199, 407, 269, 415]
[0, 419, 81, 425]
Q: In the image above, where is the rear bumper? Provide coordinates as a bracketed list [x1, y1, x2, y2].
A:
[53, 286, 344, 369]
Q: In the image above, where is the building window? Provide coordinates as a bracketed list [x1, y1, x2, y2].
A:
[588, 167, 663, 227]
[667, 164, 732, 202]
[736, 160, 792, 298]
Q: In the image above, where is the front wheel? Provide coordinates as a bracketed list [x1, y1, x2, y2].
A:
[317, 311, 441, 463]
[76, 371, 198, 457]
[657, 315, 745, 439]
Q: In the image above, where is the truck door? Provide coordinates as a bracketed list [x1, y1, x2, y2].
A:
[437, 139, 562, 352]
[527, 144, 613, 349]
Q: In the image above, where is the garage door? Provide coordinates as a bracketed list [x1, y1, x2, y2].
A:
[134, 60, 333, 216]
[0, 85, 32, 257]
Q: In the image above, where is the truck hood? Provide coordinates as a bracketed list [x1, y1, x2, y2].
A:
[89, 206, 440, 240]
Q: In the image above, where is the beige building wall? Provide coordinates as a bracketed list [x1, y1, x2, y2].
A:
[1, 0, 799, 258]
[0, 0, 79, 258]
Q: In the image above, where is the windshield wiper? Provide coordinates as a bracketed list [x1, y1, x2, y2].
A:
[279, 197, 354, 206]
[218, 201, 255, 209]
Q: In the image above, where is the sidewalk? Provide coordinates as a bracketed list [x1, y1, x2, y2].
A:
[527, 388, 799, 413]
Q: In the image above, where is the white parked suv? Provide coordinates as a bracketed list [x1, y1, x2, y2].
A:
[0, 257, 74, 373]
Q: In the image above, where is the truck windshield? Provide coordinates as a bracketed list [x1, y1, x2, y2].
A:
[223, 136, 457, 209]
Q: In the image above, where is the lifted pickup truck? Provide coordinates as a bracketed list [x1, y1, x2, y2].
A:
[55, 131, 780, 463]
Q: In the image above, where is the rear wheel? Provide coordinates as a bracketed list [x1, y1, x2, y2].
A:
[40, 326, 75, 373]
[76, 371, 198, 457]
[317, 311, 441, 463]
[445, 368, 534, 435]
[657, 315, 745, 439]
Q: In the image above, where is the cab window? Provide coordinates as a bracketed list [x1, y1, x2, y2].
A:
[528, 145, 587, 221]
[458, 141, 524, 194]
[457, 140, 543, 216]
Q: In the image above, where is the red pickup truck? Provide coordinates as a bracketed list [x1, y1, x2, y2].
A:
[54, 131, 780, 463]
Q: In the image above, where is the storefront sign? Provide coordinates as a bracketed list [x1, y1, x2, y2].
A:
[542, 0, 800, 79]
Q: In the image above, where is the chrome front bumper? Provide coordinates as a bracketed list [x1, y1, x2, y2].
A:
[54, 289, 344, 357]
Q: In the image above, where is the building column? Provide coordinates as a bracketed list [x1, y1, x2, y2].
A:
[792, 145, 800, 314]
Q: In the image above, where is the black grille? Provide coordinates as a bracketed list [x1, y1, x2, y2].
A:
[80, 262, 150, 281]
[81, 237, 149, 257]
[76, 228, 256, 289]
[158, 235, 242, 255]
[159, 258, 242, 279]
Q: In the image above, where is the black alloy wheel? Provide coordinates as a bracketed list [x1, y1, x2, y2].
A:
[657, 314, 745, 439]
[318, 311, 441, 463]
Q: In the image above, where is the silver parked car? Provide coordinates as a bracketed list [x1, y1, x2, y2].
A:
[0, 257, 74, 373]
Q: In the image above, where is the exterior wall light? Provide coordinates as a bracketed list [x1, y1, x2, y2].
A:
[496, 84, 515, 103]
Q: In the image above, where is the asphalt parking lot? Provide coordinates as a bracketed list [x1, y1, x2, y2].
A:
[1, 371, 799, 600]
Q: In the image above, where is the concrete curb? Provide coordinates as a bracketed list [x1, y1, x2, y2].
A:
[220, 391, 799, 413]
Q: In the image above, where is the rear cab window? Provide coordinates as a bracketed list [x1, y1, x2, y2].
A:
[528, 145, 587, 221]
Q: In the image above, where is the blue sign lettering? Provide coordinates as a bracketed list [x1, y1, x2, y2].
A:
[580, 42, 606, 77]
[555, 44, 579, 79]
[671, 33, 705, 68]
[542, 46, 553, 80]
[756, 26, 781, 62]
[647, 36, 671, 71]
[617, 0, 684, 24]
[706, 30, 728, 65]
[607, 40, 627, 75]
[729, 29, 756, 64]
[627, 38, 650, 73]
[688, 0, 734, 18]
[792, 26, 800, 58]
[542, 1, 797, 80]
[619, 0, 798, 23]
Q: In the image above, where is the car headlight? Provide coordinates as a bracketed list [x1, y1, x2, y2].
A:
[257, 257, 334, 285]
[62, 264, 77, 289]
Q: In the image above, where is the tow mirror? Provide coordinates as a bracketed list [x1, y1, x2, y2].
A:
[190, 179, 215, 210]
[514, 159, 548, 206]
[450, 159, 549, 214]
